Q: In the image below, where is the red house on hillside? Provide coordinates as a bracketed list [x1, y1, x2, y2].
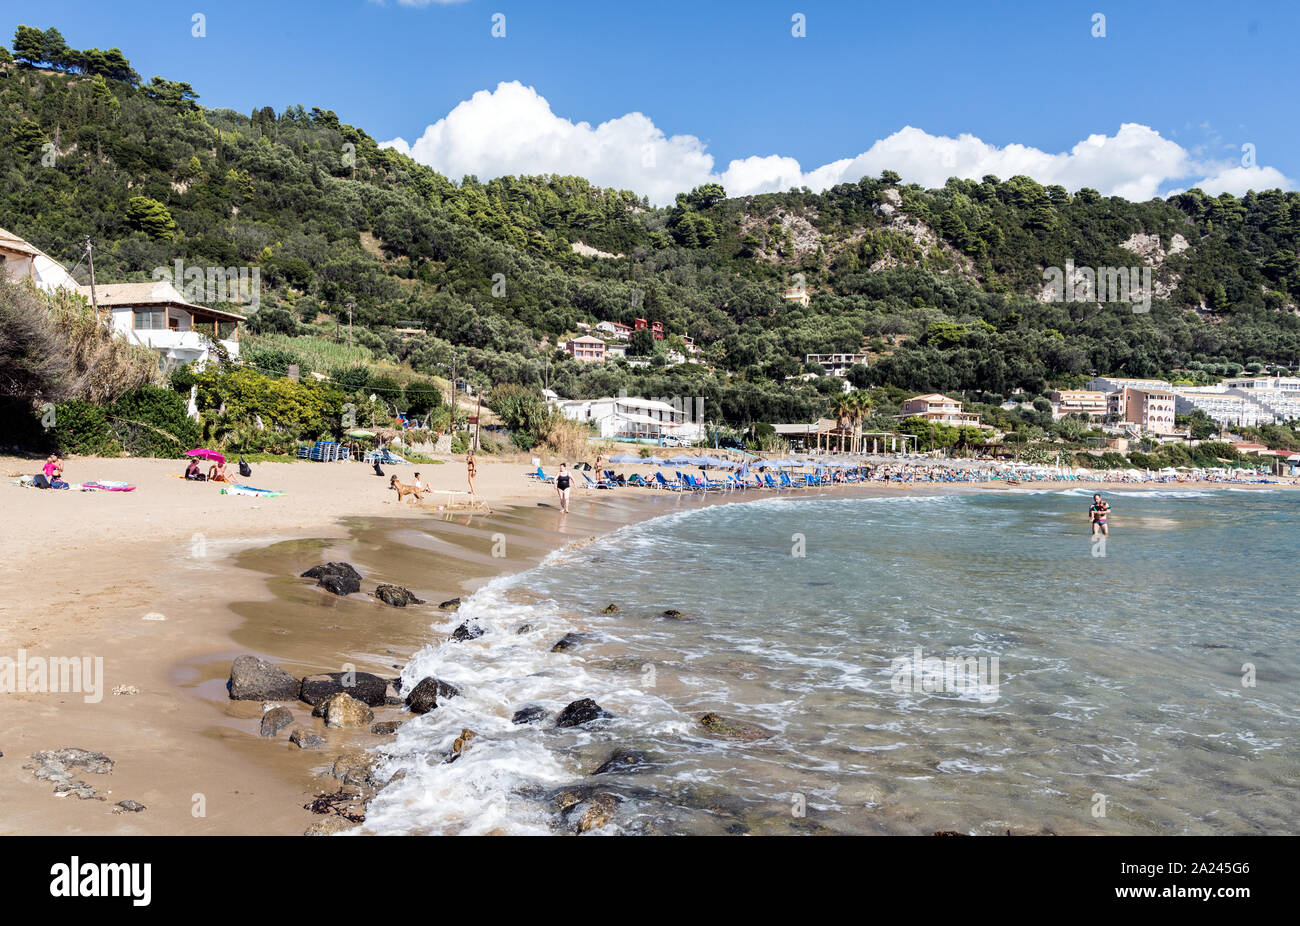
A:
[634, 318, 664, 340]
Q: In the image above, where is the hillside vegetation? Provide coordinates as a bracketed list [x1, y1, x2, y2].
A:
[3, 24, 1300, 440]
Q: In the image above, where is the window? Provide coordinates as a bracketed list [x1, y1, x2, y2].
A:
[133, 308, 166, 330]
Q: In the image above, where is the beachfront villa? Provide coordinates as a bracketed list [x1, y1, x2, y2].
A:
[86, 280, 243, 366]
[555, 395, 703, 443]
[1050, 389, 1107, 420]
[1, 227, 242, 368]
[898, 393, 985, 428]
[0, 226, 82, 292]
[1109, 386, 1177, 435]
[1087, 374, 1298, 429]
[562, 334, 607, 363]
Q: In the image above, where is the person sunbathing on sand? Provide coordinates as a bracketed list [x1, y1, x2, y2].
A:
[208, 460, 229, 482]
[184, 459, 206, 481]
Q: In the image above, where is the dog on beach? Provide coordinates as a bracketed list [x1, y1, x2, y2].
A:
[389, 474, 423, 503]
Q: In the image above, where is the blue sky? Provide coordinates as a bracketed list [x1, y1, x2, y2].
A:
[8, 0, 1296, 202]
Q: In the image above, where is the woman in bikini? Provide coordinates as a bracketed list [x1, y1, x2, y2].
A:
[1089, 493, 1110, 537]
[466, 451, 477, 496]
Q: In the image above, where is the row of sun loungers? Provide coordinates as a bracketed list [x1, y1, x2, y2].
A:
[523, 465, 846, 492]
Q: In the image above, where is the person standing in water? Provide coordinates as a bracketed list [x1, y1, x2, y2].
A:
[1089, 493, 1110, 537]
[555, 463, 572, 513]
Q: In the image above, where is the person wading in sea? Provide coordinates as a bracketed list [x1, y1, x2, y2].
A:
[1089, 493, 1111, 537]
[555, 463, 572, 513]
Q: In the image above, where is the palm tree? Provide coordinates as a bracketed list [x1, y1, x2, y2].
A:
[831, 394, 854, 452]
[848, 390, 872, 453]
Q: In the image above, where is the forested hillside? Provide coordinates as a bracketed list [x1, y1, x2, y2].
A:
[4, 25, 1300, 430]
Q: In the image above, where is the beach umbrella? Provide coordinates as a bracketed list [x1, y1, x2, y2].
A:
[609, 453, 642, 463]
[667, 455, 694, 465]
[345, 429, 377, 438]
[184, 448, 226, 464]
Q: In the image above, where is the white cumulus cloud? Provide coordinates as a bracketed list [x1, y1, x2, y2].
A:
[382, 82, 1294, 205]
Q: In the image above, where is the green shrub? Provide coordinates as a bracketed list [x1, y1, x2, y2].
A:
[51, 401, 120, 456]
[109, 385, 201, 458]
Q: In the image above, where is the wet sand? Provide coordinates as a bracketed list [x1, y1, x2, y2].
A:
[1, 453, 1291, 834]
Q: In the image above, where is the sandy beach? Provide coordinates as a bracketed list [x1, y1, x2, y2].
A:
[1, 452, 1292, 835]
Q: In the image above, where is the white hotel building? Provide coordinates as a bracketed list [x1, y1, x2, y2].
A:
[555, 396, 704, 443]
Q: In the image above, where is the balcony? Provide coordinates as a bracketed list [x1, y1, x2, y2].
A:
[121, 328, 240, 363]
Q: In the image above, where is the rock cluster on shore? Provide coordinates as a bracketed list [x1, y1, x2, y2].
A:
[225, 575, 798, 835]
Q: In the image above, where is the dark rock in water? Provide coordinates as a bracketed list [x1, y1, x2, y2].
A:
[601, 603, 620, 614]
[383, 679, 404, 706]
[331, 749, 376, 787]
[371, 720, 404, 735]
[930, 830, 968, 836]
[313, 692, 373, 728]
[697, 712, 772, 742]
[229, 655, 300, 701]
[404, 676, 461, 714]
[299, 672, 389, 707]
[115, 800, 146, 813]
[550, 785, 596, 812]
[660, 609, 688, 620]
[260, 706, 293, 737]
[512, 704, 549, 725]
[515, 624, 533, 634]
[301, 562, 361, 581]
[568, 793, 619, 834]
[289, 728, 324, 750]
[593, 748, 651, 775]
[438, 597, 462, 611]
[724, 822, 749, 835]
[375, 584, 424, 607]
[550, 632, 586, 653]
[301, 562, 362, 596]
[318, 573, 360, 596]
[555, 698, 610, 728]
[451, 621, 484, 642]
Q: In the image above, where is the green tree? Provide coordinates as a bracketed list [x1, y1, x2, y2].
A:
[124, 196, 177, 240]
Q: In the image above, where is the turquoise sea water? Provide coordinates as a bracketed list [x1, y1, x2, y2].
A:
[364, 488, 1299, 835]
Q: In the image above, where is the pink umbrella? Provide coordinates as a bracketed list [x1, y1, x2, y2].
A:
[184, 448, 226, 465]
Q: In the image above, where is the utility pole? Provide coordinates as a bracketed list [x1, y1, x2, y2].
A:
[347, 302, 354, 348]
[84, 236, 100, 323]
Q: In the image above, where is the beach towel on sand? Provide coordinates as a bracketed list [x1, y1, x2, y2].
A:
[221, 484, 284, 498]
